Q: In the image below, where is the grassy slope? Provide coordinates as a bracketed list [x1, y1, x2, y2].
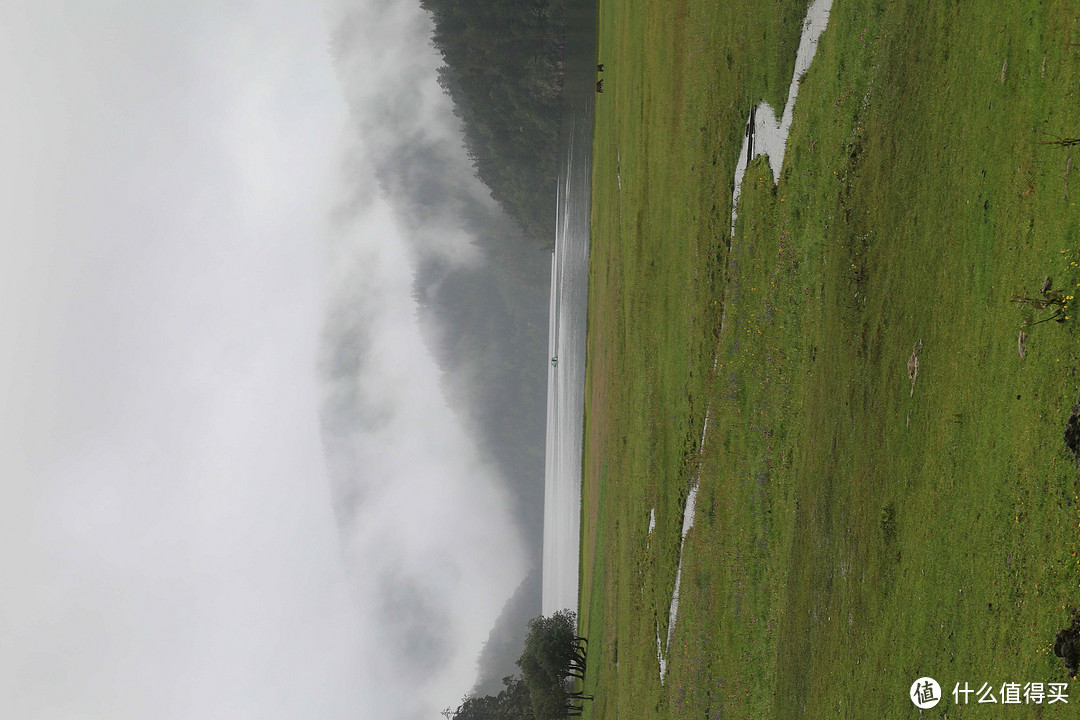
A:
[582, 1, 1080, 718]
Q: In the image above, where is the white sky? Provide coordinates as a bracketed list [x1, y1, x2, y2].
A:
[0, 1, 525, 717]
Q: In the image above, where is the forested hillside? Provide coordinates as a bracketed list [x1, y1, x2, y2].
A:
[414, 208, 550, 558]
[323, 0, 573, 706]
[420, 0, 567, 245]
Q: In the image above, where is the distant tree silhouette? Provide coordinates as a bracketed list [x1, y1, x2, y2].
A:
[419, 0, 567, 245]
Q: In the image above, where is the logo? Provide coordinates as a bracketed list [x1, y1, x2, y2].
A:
[911, 677, 942, 709]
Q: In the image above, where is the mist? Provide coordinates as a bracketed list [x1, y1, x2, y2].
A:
[319, 0, 549, 711]
[1, 0, 542, 718]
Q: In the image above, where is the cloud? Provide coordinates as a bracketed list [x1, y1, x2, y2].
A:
[327, 0, 498, 267]
[0, 2, 362, 718]
[318, 148, 528, 716]
[317, 0, 536, 713]
[0, 1, 526, 716]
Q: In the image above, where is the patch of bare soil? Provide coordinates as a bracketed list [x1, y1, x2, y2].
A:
[907, 339, 923, 396]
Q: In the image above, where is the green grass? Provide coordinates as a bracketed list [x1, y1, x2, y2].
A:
[580, 1, 1080, 718]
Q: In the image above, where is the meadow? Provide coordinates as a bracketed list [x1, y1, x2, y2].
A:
[580, 1, 1080, 717]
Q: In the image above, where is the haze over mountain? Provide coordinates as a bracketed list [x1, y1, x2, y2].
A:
[319, 0, 565, 708]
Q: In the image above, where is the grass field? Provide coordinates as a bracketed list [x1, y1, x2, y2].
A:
[580, 1, 1080, 717]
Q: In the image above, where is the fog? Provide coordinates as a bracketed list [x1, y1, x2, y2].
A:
[1, 1, 533, 718]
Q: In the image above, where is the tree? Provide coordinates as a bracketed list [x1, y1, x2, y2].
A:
[516, 611, 588, 720]
[449, 612, 590, 720]
[448, 675, 533, 720]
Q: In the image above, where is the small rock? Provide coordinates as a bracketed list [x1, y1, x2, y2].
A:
[1065, 413, 1080, 460]
[1066, 393, 1080, 461]
[1055, 613, 1080, 678]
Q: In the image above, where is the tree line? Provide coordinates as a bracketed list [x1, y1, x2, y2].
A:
[447, 610, 592, 720]
[419, 0, 567, 246]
